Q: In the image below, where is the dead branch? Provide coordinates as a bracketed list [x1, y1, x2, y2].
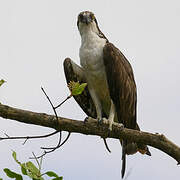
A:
[0, 103, 180, 164]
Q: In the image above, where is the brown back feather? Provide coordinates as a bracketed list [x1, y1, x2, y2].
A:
[103, 43, 137, 129]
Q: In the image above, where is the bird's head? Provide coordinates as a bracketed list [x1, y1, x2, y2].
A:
[77, 11, 107, 40]
[77, 11, 96, 26]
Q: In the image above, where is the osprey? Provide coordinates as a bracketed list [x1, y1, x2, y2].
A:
[64, 11, 151, 178]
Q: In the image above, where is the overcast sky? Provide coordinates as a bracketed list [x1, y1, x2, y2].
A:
[0, 0, 180, 179]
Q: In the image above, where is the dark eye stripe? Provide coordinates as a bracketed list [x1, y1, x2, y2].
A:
[79, 14, 83, 20]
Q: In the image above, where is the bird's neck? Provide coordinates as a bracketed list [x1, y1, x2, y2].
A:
[80, 29, 106, 49]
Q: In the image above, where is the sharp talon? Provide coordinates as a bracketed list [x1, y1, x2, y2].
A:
[119, 123, 124, 130]
[97, 118, 104, 126]
[84, 117, 89, 124]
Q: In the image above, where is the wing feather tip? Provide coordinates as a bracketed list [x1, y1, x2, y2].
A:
[63, 57, 72, 66]
[121, 154, 126, 179]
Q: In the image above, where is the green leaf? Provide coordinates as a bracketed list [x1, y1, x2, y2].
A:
[25, 172, 39, 179]
[68, 81, 87, 96]
[3, 168, 23, 180]
[25, 161, 40, 179]
[21, 163, 27, 175]
[77, 83, 88, 94]
[0, 79, 6, 87]
[44, 171, 59, 178]
[26, 161, 39, 174]
[12, 151, 21, 165]
[44, 171, 63, 180]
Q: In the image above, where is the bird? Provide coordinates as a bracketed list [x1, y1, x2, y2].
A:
[63, 11, 151, 178]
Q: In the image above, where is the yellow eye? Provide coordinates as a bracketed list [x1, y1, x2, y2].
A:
[90, 13, 95, 20]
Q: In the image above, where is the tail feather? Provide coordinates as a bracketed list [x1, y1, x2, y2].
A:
[121, 141, 126, 178]
[120, 139, 151, 178]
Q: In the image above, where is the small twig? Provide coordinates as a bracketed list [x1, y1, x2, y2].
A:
[0, 131, 59, 142]
[41, 132, 71, 150]
[4, 133, 10, 138]
[55, 95, 72, 109]
[22, 138, 28, 145]
[40, 131, 62, 150]
[41, 87, 62, 150]
[30, 132, 71, 159]
[41, 87, 59, 118]
[32, 152, 41, 169]
[103, 138, 111, 153]
[40, 87, 72, 155]
[39, 154, 43, 172]
[32, 152, 43, 174]
[31, 151, 46, 160]
[58, 132, 71, 148]
[30, 132, 62, 159]
[31, 132, 71, 159]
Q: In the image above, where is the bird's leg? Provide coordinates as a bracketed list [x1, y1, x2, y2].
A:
[107, 100, 116, 131]
[88, 88, 103, 123]
[106, 100, 124, 132]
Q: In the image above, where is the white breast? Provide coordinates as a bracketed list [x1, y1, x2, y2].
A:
[80, 31, 106, 70]
[79, 30, 111, 114]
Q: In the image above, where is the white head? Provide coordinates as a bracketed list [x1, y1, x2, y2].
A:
[77, 11, 108, 41]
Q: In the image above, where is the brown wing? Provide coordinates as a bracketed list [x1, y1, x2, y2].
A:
[103, 43, 137, 129]
[64, 58, 96, 118]
[63, 58, 108, 119]
[103, 43, 151, 178]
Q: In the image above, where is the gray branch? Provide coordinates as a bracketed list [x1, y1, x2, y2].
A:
[0, 103, 180, 164]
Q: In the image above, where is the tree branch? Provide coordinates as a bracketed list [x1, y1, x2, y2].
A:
[0, 103, 180, 164]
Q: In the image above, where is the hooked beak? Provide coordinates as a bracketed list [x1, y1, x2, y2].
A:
[81, 15, 91, 25]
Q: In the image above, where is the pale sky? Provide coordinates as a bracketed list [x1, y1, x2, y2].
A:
[0, 0, 180, 179]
